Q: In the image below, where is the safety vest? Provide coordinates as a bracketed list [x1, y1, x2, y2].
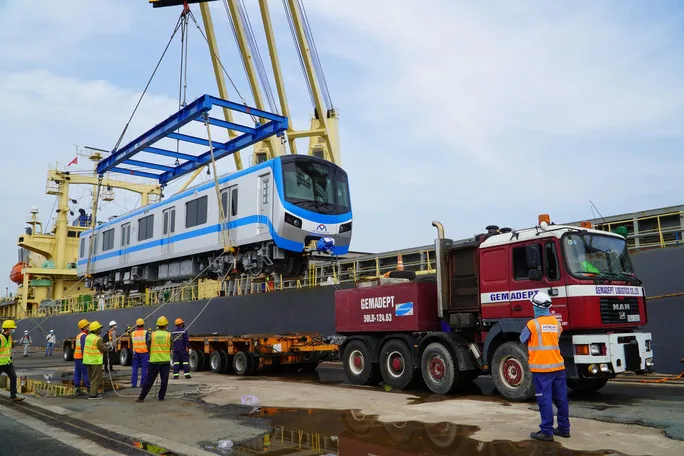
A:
[526, 315, 565, 373]
[149, 330, 171, 363]
[0, 334, 12, 366]
[132, 329, 148, 354]
[83, 333, 103, 365]
[74, 331, 87, 360]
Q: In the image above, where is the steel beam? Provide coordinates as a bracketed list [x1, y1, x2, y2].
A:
[122, 159, 175, 172]
[167, 132, 212, 147]
[109, 167, 161, 181]
[144, 147, 199, 162]
[198, 116, 256, 135]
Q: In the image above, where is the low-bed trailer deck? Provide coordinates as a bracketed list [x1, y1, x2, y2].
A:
[63, 332, 339, 376]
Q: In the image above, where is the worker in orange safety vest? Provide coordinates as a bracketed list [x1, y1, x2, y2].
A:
[520, 291, 570, 441]
[131, 318, 150, 388]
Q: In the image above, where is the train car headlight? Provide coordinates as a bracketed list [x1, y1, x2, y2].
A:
[284, 213, 302, 228]
[340, 221, 352, 233]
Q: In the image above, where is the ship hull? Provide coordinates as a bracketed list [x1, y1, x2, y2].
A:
[14, 247, 684, 375]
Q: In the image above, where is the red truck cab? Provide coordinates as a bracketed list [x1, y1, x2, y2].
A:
[335, 216, 654, 401]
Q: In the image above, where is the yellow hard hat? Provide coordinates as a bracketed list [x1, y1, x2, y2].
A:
[2, 320, 17, 330]
[78, 319, 90, 329]
[89, 321, 103, 332]
[156, 316, 168, 327]
[175, 318, 184, 326]
[136, 318, 145, 326]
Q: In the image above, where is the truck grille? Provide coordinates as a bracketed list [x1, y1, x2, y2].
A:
[599, 298, 640, 325]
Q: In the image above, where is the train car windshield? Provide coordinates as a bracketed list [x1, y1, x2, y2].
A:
[563, 233, 636, 281]
[282, 159, 350, 215]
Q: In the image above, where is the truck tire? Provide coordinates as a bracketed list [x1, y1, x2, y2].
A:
[189, 349, 204, 372]
[421, 342, 458, 395]
[210, 350, 227, 373]
[491, 342, 534, 401]
[567, 378, 609, 393]
[379, 339, 416, 389]
[343, 340, 379, 386]
[119, 348, 132, 366]
[63, 347, 74, 362]
[233, 351, 252, 376]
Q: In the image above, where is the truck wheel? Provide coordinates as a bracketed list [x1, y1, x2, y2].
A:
[379, 339, 416, 389]
[421, 342, 457, 395]
[343, 340, 379, 386]
[491, 342, 534, 401]
[210, 350, 227, 373]
[233, 351, 253, 376]
[119, 348, 132, 366]
[63, 347, 74, 362]
[189, 349, 205, 372]
[567, 378, 609, 393]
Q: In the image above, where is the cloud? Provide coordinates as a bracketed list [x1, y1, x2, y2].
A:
[1, 0, 684, 288]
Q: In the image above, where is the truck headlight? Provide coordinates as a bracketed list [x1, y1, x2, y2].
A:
[646, 358, 654, 367]
[590, 343, 605, 356]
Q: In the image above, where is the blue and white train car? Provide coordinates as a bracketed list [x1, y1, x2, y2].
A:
[77, 155, 352, 291]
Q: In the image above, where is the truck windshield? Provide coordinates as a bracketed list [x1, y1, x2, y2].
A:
[563, 233, 636, 280]
[282, 158, 350, 215]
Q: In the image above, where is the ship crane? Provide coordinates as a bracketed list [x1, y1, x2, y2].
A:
[149, 0, 340, 187]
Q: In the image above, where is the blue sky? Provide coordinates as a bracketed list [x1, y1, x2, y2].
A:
[1, 0, 684, 291]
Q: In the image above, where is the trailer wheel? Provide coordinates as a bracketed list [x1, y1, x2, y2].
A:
[491, 342, 534, 401]
[119, 348, 132, 366]
[210, 350, 227, 373]
[343, 340, 379, 386]
[567, 378, 609, 393]
[233, 351, 252, 376]
[421, 342, 457, 395]
[379, 339, 416, 389]
[63, 347, 74, 362]
[189, 349, 205, 372]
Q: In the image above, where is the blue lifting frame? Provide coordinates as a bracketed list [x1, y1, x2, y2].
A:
[97, 94, 288, 185]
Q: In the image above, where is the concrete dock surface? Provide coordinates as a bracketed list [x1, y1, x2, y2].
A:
[2, 352, 684, 455]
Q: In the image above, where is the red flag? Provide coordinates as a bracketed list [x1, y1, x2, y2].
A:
[67, 156, 78, 167]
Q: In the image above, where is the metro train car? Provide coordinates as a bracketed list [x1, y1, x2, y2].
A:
[76, 155, 352, 292]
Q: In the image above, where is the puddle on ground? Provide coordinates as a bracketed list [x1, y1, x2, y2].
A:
[133, 440, 179, 455]
[201, 406, 625, 456]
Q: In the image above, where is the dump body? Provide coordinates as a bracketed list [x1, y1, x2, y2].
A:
[335, 281, 441, 333]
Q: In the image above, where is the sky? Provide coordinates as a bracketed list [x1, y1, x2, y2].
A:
[1, 0, 684, 292]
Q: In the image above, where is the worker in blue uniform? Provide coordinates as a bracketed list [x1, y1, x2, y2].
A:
[520, 291, 571, 441]
[172, 318, 192, 380]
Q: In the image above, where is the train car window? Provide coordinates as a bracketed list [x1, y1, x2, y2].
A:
[186, 196, 208, 228]
[335, 172, 350, 212]
[170, 209, 176, 233]
[102, 229, 115, 251]
[120, 223, 130, 247]
[79, 238, 85, 258]
[163, 211, 169, 235]
[92, 234, 98, 253]
[261, 177, 269, 205]
[231, 188, 238, 216]
[138, 215, 154, 242]
[164, 208, 177, 234]
[221, 190, 228, 218]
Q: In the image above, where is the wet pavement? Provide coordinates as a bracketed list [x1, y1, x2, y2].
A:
[7, 353, 684, 455]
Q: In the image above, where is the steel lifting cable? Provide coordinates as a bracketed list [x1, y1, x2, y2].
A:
[203, 113, 233, 254]
[297, 0, 333, 110]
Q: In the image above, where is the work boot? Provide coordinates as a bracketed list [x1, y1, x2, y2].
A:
[184, 374, 192, 379]
[530, 431, 553, 441]
[554, 428, 571, 438]
[10, 397, 25, 403]
[88, 395, 102, 400]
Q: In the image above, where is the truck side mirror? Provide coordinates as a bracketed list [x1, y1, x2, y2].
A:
[528, 269, 542, 281]
[525, 245, 541, 269]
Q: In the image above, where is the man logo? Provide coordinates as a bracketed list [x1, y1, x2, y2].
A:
[315, 224, 327, 233]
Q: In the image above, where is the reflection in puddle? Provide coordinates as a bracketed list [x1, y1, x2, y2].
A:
[133, 440, 179, 455]
[219, 407, 623, 456]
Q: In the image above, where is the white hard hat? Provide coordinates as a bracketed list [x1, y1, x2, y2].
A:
[24, 330, 28, 333]
[531, 291, 552, 308]
[50, 329, 54, 333]
[109, 320, 117, 327]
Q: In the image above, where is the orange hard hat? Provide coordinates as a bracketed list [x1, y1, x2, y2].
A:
[175, 318, 184, 326]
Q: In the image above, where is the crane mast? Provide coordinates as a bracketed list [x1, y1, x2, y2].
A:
[149, 0, 341, 171]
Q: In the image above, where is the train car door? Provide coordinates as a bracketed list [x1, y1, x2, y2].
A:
[257, 174, 271, 236]
[120, 223, 130, 265]
[162, 208, 175, 255]
[221, 186, 239, 244]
